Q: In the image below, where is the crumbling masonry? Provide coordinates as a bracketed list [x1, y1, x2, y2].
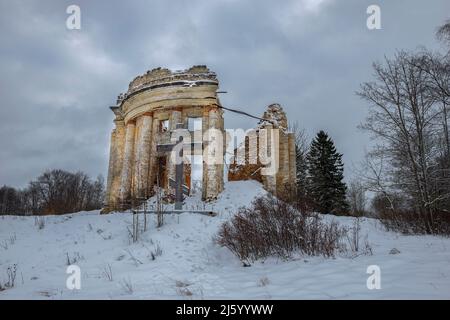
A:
[228, 103, 297, 196]
[103, 66, 296, 212]
[103, 66, 224, 212]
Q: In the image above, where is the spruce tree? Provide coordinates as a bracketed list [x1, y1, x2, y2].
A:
[306, 131, 349, 214]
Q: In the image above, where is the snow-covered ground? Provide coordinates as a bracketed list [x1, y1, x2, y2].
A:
[0, 180, 449, 299]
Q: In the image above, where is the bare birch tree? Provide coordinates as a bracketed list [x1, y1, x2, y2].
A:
[357, 51, 450, 233]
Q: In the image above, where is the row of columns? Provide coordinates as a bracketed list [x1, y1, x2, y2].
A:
[105, 106, 225, 210]
[120, 114, 155, 202]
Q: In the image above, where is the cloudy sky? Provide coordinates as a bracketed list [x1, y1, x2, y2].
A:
[0, 0, 449, 188]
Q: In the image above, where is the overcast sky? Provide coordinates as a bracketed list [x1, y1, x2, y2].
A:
[0, 0, 449, 188]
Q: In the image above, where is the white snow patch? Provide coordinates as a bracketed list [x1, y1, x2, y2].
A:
[0, 181, 449, 299]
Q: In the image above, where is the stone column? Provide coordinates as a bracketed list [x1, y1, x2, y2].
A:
[120, 121, 136, 205]
[148, 118, 160, 194]
[104, 129, 116, 211]
[202, 106, 224, 200]
[131, 118, 142, 198]
[202, 109, 208, 199]
[260, 124, 278, 195]
[109, 120, 125, 210]
[168, 110, 182, 194]
[218, 108, 225, 192]
[132, 114, 153, 199]
[170, 110, 182, 131]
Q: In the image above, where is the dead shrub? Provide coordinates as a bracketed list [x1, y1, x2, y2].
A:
[175, 280, 191, 288]
[101, 263, 113, 281]
[66, 252, 84, 265]
[151, 242, 163, 260]
[119, 278, 133, 294]
[0, 264, 17, 291]
[215, 195, 348, 263]
[176, 287, 193, 297]
[35, 216, 45, 230]
[345, 218, 373, 257]
[258, 276, 270, 287]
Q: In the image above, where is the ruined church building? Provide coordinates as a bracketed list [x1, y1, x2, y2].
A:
[103, 66, 296, 212]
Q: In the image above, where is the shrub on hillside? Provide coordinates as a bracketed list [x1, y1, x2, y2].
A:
[215, 195, 349, 263]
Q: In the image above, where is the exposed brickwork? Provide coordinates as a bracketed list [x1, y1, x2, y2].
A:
[102, 68, 296, 213]
[228, 104, 297, 197]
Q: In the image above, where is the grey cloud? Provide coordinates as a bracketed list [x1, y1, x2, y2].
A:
[0, 0, 449, 187]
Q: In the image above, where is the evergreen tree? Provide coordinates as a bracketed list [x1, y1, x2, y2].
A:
[306, 131, 349, 214]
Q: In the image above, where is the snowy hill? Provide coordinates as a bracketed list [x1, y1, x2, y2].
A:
[1, 180, 450, 299]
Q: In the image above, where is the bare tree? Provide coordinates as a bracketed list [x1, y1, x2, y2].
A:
[347, 180, 367, 217]
[358, 51, 450, 233]
[436, 19, 450, 50]
[0, 170, 105, 215]
[412, 50, 450, 156]
[289, 121, 309, 207]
